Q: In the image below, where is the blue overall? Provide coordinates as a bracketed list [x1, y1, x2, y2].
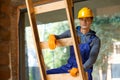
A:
[47, 28, 96, 80]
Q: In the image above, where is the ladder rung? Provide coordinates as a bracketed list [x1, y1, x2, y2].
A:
[34, 0, 65, 14]
[47, 73, 80, 80]
[40, 38, 73, 49]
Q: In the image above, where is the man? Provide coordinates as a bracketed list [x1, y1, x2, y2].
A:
[47, 7, 101, 80]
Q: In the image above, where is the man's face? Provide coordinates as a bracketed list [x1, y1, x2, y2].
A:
[79, 17, 93, 29]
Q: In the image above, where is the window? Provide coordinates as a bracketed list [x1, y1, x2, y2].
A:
[114, 42, 120, 54]
[111, 64, 120, 78]
[25, 21, 70, 80]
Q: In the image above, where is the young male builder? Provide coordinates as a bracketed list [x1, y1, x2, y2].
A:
[47, 7, 101, 80]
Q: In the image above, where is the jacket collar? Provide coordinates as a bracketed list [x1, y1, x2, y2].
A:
[76, 26, 96, 36]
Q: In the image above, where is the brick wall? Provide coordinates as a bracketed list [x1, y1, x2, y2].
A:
[0, 0, 11, 79]
[10, 5, 19, 80]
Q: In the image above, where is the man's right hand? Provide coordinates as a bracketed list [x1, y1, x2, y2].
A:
[48, 34, 56, 50]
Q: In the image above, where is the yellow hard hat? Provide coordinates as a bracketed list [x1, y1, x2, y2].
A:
[78, 7, 93, 18]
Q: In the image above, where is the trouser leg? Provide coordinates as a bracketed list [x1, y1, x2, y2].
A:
[47, 67, 68, 74]
[87, 70, 92, 80]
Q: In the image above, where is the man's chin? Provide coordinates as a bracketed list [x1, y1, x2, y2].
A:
[81, 26, 88, 29]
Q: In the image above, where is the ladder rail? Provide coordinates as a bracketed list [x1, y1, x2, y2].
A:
[25, 0, 47, 80]
[64, 0, 87, 80]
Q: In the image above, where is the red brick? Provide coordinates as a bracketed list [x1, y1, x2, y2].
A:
[0, 66, 10, 79]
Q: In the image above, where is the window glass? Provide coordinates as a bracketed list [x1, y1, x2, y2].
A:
[25, 21, 70, 80]
[111, 64, 120, 78]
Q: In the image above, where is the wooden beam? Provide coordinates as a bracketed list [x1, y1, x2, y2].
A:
[40, 38, 73, 49]
[18, 0, 62, 9]
[47, 73, 80, 80]
[64, 0, 87, 80]
[34, 0, 65, 14]
[25, 0, 47, 80]
[18, 0, 86, 10]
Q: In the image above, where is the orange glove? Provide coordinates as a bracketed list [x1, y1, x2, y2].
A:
[48, 34, 56, 50]
[68, 68, 79, 77]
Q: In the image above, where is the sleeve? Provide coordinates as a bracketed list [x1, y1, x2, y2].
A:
[55, 30, 71, 39]
[83, 37, 101, 71]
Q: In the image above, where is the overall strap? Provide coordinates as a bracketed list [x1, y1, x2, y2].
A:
[76, 26, 96, 44]
[88, 34, 96, 44]
[76, 26, 80, 31]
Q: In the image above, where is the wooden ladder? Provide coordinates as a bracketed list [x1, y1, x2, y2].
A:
[25, 0, 87, 80]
